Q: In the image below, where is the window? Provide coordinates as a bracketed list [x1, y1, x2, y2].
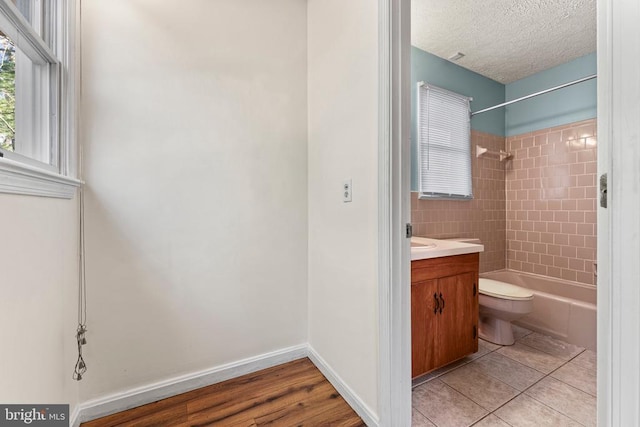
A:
[417, 83, 472, 200]
[0, 0, 79, 198]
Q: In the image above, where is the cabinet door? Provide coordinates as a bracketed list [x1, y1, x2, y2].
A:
[436, 272, 478, 367]
[411, 278, 439, 378]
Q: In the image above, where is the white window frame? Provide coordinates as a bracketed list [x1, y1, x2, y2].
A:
[0, 0, 79, 198]
[416, 82, 473, 200]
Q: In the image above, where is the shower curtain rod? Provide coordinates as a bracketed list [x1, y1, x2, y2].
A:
[471, 74, 597, 117]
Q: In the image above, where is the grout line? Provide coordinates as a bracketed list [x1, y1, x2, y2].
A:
[412, 331, 595, 427]
[433, 351, 521, 420]
[517, 332, 586, 359]
[458, 334, 589, 426]
[549, 354, 598, 398]
[543, 363, 598, 398]
[412, 353, 483, 388]
[496, 335, 580, 375]
[493, 347, 558, 376]
[522, 387, 590, 427]
[491, 412, 516, 427]
[413, 340, 503, 389]
[424, 413, 439, 427]
[410, 401, 428, 421]
[486, 378, 577, 426]
[466, 352, 544, 392]
[546, 348, 585, 376]
[488, 351, 591, 427]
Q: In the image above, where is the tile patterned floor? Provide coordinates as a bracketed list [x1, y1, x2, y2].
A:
[412, 326, 596, 427]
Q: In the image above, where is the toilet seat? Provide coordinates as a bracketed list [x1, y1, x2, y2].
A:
[479, 278, 533, 301]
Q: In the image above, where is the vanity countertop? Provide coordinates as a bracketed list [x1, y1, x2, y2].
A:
[411, 237, 484, 261]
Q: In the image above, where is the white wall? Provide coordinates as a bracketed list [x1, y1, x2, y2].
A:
[307, 0, 380, 417]
[0, 195, 79, 410]
[80, 0, 309, 400]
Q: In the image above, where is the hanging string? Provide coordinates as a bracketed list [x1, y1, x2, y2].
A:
[73, 184, 87, 381]
[73, 0, 87, 381]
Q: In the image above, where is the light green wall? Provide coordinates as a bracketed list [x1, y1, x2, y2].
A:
[505, 53, 597, 136]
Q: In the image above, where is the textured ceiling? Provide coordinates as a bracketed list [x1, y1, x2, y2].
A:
[411, 0, 596, 84]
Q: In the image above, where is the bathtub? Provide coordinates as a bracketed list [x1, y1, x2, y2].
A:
[480, 269, 596, 350]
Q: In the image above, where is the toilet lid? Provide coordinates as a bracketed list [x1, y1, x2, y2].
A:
[479, 278, 534, 301]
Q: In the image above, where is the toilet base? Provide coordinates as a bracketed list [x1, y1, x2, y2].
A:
[479, 316, 515, 346]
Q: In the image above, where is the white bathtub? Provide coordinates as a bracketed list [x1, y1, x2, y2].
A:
[480, 269, 596, 350]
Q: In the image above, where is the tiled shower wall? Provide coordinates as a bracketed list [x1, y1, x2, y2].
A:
[411, 130, 506, 273]
[506, 119, 597, 285]
[411, 120, 597, 283]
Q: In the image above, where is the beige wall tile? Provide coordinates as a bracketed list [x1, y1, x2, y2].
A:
[504, 120, 597, 284]
[413, 120, 597, 285]
[411, 130, 507, 273]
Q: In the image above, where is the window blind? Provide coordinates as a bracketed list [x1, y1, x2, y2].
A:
[417, 83, 472, 199]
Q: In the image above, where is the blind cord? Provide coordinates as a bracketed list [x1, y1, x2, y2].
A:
[73, 185, 87, 381]
[73, 0, 87, 381]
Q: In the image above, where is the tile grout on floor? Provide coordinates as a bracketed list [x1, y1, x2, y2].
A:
[412, 327, 596, 427]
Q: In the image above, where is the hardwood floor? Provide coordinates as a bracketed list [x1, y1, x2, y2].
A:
[81, 358, 365, 427]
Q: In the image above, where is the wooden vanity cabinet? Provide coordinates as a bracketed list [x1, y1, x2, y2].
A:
[411, 252, 479, 378]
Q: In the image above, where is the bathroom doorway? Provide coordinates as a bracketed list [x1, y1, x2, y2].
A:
[381, 0, 640, 424]
[409, 1, 599, 425]
[380, 0, 640, 424]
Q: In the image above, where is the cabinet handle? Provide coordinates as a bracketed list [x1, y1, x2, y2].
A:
[473, 283, 477, 296]
[433, 293, 439, 314]
[439, 293, 444, 314]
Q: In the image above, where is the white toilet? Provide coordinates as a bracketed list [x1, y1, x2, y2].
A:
[478, 278, 534, 345]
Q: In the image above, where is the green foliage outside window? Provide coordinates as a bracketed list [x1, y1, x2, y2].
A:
[0, 34, 16, 152]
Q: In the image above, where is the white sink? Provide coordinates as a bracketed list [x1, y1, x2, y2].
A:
[411, 237, 483, 260]
[411, 242, 437, 249]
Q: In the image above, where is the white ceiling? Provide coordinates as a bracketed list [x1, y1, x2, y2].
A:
[411, 0, 597, 84]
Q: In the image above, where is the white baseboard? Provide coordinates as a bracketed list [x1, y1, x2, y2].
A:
[69, 404, 81, 427]
[72, 344, 378, 427]
[73, 344, 307, 426]
[307, 346, 379, 427]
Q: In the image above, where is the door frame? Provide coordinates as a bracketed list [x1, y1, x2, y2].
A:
[596, 0, 640, 425]
[377, 0, 411, 426]
[379, 0, 640, 425]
